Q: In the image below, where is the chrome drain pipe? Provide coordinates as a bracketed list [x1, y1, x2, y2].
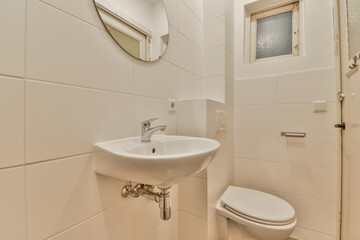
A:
[121, 184, 172, 220]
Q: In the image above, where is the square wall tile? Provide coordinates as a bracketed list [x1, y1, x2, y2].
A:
[39, 0, 104, 29]
[234, 76, 277, 106]
[179, 177, 207, 219]
[202, 76, 225, 104]
[26, 0, 133, 94]
[0, 167, 26, 240]
[291, 227, 336, 240]
[235, 132, 277, 161]
[48, 200, 133, 240]
[278, 193, 337, 235]
[278, 163, 337, 202]
[26, 154, 126, 240]
[234, 158, 277, 191]
[26, 80, 134, 163]
[203, 46, 225, 77]
[177, 100, 207, 137]
[234, 105, 277, 133]
[179, 34, 202, 76]
[134, 191, 163, 240]
[203, 0, 225, 21]
[278, 135, 338, 169]
[207, 133, 233, 177]
[0, 0, 25, 77]
[179, 1, 203, 48]
[182, 0, 203, 21]
[178, 69, 202, 100]
[143, 211, 179, 240]
[208, 163, 233, 216]
[134, 59, 178, 100]
[278, 103, 337, 136]
[204, 16, 225, 49]
[0, 77, 24, 168]
[179, 211, 207, 240]
[277, 68, 337, 103]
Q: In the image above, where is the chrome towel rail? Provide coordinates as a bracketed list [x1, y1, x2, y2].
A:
[281, 132, 306, 138]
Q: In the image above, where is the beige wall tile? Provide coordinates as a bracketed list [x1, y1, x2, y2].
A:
[0, 0, 25, 77]
[0, 77, 24, 168]
[0, 167, 26, 240]
[48, 200, 133, 240]
[25, 80, 134, 163]
[26, 154, 126, 240]
[26, 0, 133, 94]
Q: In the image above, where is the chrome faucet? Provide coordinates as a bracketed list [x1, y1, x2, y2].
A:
[141, 118, 167, 142]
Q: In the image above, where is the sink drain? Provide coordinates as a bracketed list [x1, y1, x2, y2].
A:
[152, 148, 156, 153]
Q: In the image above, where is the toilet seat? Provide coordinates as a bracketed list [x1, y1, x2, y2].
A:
[220, 186, 296, 226]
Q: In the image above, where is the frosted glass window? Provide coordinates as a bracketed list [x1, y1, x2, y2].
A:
[347, 0, 360, 59]
[256, 11, 293, 59]
[250, 2, 299, 63]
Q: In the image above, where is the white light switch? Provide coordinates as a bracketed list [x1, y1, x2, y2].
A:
[216, 110, 227, 133]
[313, 101, 327, 112]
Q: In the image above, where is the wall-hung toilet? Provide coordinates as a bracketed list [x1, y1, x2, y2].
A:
[216, 186, 296, 240]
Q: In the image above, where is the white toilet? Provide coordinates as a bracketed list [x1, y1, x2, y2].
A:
[216, 186, 296, 240]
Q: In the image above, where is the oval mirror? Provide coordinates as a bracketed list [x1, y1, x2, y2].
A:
[93, 0, 169, 62]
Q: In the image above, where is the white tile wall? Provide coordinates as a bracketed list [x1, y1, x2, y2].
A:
[235, 105, 278, 132]
[25, 80, 134, 163]
[235, 132, 277, 161]
[178, 33, 202, 77]
[179, 177, 207, 218]
[143, 212, 179, 240]
[278, 164, 337, 202]
[179, 211, 207, 240]
[1, 0, 209, 239]
[0, 167, 26, 240]
[234, 158, 277, 191]
[234, 68, 340, 239]
[26, 154, 126, 240]
[0, 0, 25, 77]
[26, 0, 134, 94]
[234, 76, 277, 106]
[204, 16, 225, 49]
[278, 135, 338, 169]
[278, 103, 337, 135]
[0, 77, 24, 168]
[203, 46, 225, 78]
[278, 193, 337, 236]
[47, 200, 133, 240]
[179, 1, 203, 48]
[133, 59, 178, 99]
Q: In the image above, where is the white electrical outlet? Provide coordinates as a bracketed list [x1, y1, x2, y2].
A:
[216, 110, 227, 133]
[168, 99, 176, 112]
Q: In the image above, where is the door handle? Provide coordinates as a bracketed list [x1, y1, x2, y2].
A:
[334, 122, 346, 130]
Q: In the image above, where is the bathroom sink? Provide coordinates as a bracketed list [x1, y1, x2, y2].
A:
[94, 135, 220, 188]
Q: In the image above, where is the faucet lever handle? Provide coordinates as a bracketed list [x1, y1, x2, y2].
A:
[141, 118, 159, 128]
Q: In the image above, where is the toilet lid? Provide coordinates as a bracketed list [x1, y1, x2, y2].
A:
[221, 186, 296, 225]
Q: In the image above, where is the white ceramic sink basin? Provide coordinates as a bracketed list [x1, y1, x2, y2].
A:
[94, 135, 220, 188]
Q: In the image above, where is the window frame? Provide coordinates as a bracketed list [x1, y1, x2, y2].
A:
[250, 2, 300, 63]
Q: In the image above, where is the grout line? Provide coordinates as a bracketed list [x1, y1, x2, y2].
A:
[25, 78, 179, 102]
[178, 209, 207, 221]
[181, 0, 203, 23]
[234, 156, 338, 170]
